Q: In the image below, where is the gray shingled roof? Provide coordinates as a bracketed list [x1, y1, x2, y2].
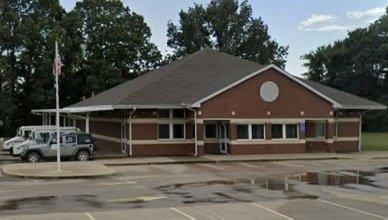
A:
[68, 48, 385, 110]
[297, 78, 386, 109]
[70, 48, 264, 107]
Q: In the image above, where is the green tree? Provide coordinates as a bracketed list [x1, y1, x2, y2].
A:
[73, 0, 162, 96]
[302, 7, 388, 131]
[167, 0, 288, 67]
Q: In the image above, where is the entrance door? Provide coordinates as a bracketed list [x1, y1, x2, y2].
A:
[120, 122, 128, 155]
[218, 123, 229, 154]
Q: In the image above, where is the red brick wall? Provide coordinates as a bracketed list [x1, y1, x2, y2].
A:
[199, 69, 333, 118]
[133, 144, 195, 156]
[132, 124, 157, 140]
[229, 144, 306, 154]
[337, 122, 359, 137]
[334, 141, 358, 152]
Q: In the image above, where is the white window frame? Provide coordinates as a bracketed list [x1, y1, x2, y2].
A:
[158, 123, 185, 140]
[315, 121, 326, 138]
[157, 124, 170, 139]
[204, 123, 218, 139]
[285, 123, 299, 140]
[334, 120, 339, 138]
[271, 124, 285, 140]
[271, 123, 299, 140]
[250, 124, 265, 140]
[236, 124, 265, 140]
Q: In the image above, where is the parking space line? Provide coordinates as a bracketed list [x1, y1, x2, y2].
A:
[84, 212, 95, 220]
[250, 203, 294, 220]
[197, 163, 225, 171]
[239, 162, 259, 169]
[317, 199, 387, 219]
[170, 207, 196, 220]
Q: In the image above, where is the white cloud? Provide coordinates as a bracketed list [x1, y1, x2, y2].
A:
[315, 25, 355, 32]
[298, 14, 337, 30]
[347, 6, 386, 19]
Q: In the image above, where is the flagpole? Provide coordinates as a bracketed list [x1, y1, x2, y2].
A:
[55, 41, 61, 172]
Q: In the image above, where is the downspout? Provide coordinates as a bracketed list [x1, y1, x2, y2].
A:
[128, 108, 136, 157]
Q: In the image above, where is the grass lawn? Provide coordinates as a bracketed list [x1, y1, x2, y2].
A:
[362, 132, 388, 151]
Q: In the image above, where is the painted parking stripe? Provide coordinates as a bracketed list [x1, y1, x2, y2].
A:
[170, 207, 196, 220]
[197, 163, 225, 171]
[239, 162, 260, 169]
[250, 203, 294, 220]
[85, 212, 95, 220]
[317, 199, 387, 219]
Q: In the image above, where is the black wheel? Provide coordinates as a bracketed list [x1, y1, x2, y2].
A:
[26, 152, 41, 163]
[76, 150, 90, 161]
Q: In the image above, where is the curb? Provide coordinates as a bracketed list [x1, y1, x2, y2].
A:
[103, 156, 347, 166]
[1, 163, 117, 179]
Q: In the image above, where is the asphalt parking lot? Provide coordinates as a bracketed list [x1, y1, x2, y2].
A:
[0, 155, 388, 219]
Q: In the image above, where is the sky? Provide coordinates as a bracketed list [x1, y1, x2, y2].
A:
[59, 0, 388, 76]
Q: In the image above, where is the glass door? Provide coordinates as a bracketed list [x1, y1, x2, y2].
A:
[121, 122, 128, 155]
[218, 123, 229, 154]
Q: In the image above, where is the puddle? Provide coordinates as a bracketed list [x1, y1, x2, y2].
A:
[295, 169, 388, 190]
[0, 194, 103, 211]
[155, 176, 317, 204]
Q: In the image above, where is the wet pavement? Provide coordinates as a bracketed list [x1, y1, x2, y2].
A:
[0, 159, 388, 219]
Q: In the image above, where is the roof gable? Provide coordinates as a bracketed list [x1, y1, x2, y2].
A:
[66, 49, 385, 111]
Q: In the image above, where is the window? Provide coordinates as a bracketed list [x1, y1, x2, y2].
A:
[158, 124, 185, 139]
[65, 135, 76, 144]
[173, 124, 184, 139]
[286, 124, 298, 139]
[36, 132, 50, 144]
[78, 134, 92, 144]
[315, 122, 325, 138]
[237, 125, 249, 139]
[205, 124, 217, 138]
[24, 130, 31, 139]
[158, 109, 170, 118]
[158, 124, 170, 139]
[252, 124, 264, 139]
[271, 124, 283, 139]
[172, 109, 185, 118]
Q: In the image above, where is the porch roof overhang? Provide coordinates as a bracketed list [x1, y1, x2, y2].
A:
[31, 104, 190, 115]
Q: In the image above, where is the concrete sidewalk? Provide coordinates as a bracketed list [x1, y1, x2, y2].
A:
[1, 161, 116, 178]
[98, 151, 388, 166]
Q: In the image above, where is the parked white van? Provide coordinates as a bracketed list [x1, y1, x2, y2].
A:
[11, 127, 78, 156]
[2, 126, 56, 154]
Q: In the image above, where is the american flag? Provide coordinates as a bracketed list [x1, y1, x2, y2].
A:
[53, 43, 63, 75]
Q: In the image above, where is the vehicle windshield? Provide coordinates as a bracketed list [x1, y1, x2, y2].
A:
[16, 128, 21, 137]
[29, 132, 35, 140]
[24, 130, 31, 139]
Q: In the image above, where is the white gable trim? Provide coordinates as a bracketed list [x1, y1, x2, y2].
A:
[191, 64, 342, 108]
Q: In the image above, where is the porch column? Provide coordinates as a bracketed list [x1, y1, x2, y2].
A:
[85, 113, 90, 133]
[194, 110, 198, 156]
[129, 115, 133, 156]
[62, 116, 66, 127]
[42, 114, 45, 125]
[358, 114, 362, 151]
[326, 119, 335, 152]
[48, 114, 52, 125]
[72, 116, 77, 127]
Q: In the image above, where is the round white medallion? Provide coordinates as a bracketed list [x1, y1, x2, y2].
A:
[260, 81, 279, 102]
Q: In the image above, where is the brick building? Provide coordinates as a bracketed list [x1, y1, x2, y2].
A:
[33, 49, 386, 156]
